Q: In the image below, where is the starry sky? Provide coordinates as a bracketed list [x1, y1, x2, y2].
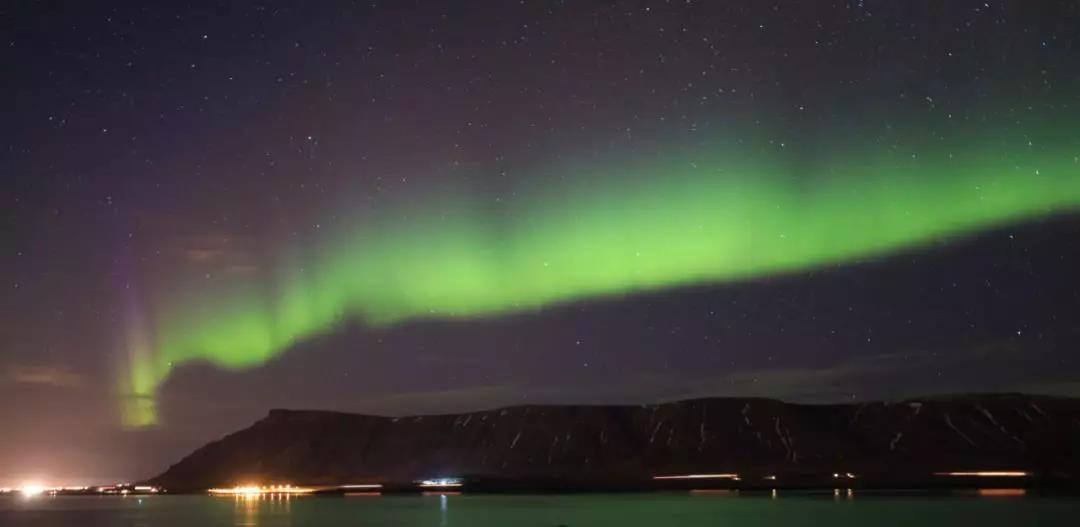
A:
[2, 0, 1080, 485]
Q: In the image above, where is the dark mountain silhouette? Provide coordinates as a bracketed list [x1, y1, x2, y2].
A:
[151, 394, 1080, 491]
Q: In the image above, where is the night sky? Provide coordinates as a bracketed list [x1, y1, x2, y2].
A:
[3, 1, 1080, 485]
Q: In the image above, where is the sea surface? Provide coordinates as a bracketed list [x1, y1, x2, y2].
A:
[1, 491, 1078, 526]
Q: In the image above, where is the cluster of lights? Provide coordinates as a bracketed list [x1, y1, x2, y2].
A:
[100, 485, 161, 495]
[1, 471, 1038, 500]
[205, 483, 386, 497]
[208, 484, 315, 496]
[417, 478, 463, 488]
[11, 485, 82, 497]
[0, 483, 161, 497]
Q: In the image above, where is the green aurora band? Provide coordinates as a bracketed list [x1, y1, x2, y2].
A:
[121, 128, 1080, 427]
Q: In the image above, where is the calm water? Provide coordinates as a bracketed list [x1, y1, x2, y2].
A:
[2, 492, 1078, 527]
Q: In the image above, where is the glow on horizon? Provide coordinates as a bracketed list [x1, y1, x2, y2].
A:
[120, 127, 1080, 427]
[18, 484, 48, 497]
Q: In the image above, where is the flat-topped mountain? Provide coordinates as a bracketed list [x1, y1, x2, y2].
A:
[150, 394, 1080, 491]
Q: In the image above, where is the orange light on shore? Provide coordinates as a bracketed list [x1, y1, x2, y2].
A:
[653, 473, 740, 480]
[208, 485, 315, 496]
[934, 471, 1031, 478]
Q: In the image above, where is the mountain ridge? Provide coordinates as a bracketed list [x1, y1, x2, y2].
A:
[151, 393, 1080, 491]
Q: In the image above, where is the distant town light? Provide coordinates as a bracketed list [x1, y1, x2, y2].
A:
[934, 471, 1031, 478]
[18, 484, 48, 497]
[653, 473, 740, 480]
[418, 478, 463, 488]
[208, 485, 315, 496]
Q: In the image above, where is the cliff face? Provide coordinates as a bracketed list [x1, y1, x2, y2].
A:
[151, 394, 1080, 490]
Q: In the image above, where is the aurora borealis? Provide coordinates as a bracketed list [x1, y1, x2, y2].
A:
[5, 0, 1080, 484]
[123, 127, 1080, 425]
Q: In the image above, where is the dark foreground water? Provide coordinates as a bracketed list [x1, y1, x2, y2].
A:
[2, 491, 1079, 527]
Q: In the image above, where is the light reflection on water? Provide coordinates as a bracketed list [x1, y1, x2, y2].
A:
[232, 493, 294, 527]
[0, 491, 1077, 527]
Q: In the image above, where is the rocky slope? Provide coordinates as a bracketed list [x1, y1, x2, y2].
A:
[150, 394, 1080, 490]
